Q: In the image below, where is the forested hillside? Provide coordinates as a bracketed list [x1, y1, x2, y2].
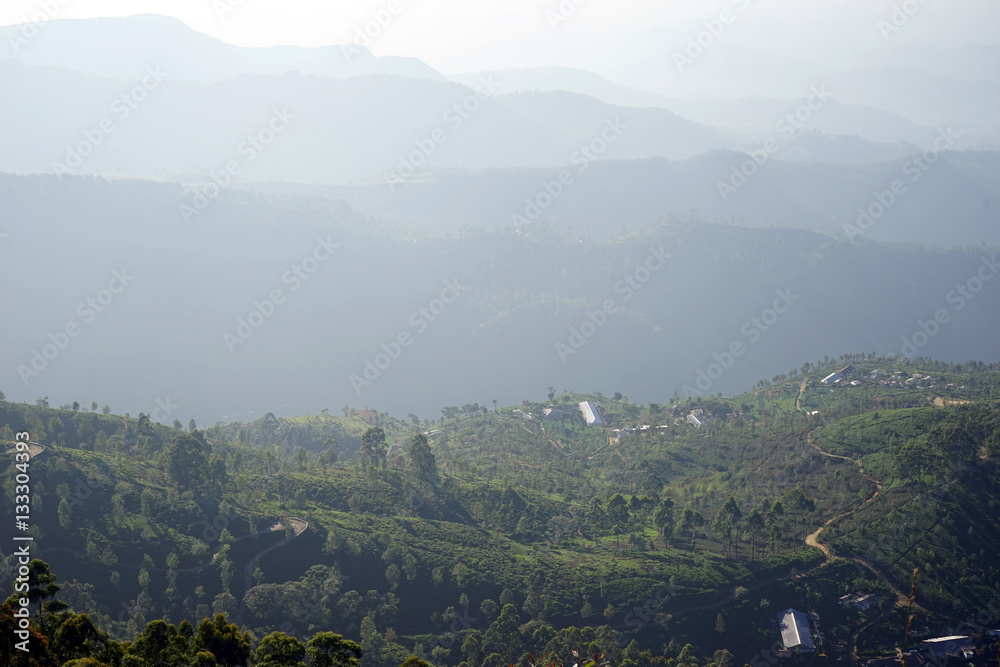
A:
[3, 355, 999, 666]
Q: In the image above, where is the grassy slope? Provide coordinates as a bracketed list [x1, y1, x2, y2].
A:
[1, 355, 998, 663]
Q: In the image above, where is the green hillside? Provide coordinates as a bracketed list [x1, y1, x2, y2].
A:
[2, 355, 1000, 666]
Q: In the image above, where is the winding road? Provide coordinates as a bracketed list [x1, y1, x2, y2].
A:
[240, 517, 308, 594]
[658, 427, 891, 619]
[796, 390, 916, 610]
[802, 424, 929, 610]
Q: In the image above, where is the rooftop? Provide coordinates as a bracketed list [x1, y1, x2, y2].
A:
[778, 608, 815, 651]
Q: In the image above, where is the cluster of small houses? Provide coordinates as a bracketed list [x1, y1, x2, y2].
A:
[820, 365, 960, 393]
[575, 400, 709, 435]
[501, 400, 711, 446]
[773, 595, 1000, 663]
[863, 633, 1000, 667]
[477, 365, 960, 441]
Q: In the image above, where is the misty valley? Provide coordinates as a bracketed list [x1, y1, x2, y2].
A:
[2, 6, 1000, 667]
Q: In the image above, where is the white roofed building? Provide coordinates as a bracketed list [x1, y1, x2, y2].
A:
[578, 401, 604, 426]
[921, 636, 974, 659]
[778, 608, 815, 652]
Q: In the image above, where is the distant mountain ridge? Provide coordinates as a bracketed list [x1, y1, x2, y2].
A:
[0, 14, 445, 82]
[0, 58, 965, 188]
[238, 150, 1000, 248]
[1, 173, 997, 423]
[0, 59, 741, 183]
[451, 67, 949, 150]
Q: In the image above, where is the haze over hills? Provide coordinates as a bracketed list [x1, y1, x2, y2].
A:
[0, 14, 445, 82]
[2, 174, 998, 425]
[451, 67, 948, 150]
[242, 151, 1000, 247]
[2, 4, 1000, 667]
[2, 15, 998, 188]
[0, 58, 738, 182]
[0, 10, 995, 423]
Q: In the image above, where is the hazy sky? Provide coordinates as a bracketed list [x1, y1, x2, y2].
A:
[1, 0, 995, 75]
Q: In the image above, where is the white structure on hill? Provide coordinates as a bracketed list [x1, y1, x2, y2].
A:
[578, 401, 603, 426]
[821, 372, 842, 384]
[778, 608, 815, 652]
[921, 636, 974, 659]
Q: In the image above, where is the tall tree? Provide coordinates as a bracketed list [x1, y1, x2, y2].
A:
[318, 438, 339, 471]
[679, 508, 704, 543]
[929, 423, 978, 467]
[654, 499, 675, 546]
[193, 614, 251, 667]
[482, 604, 523, 664]
[408, 433, 438, 487]
[714, 497, 742, 559]
[253, 632, 307, 667]
[767, 500, 785, 554]
[359, 427, 387, 471]
[359, 614, 384, 663]
[782, 486, 816, 541]
[305, 632, 361, 667]
[127, 619, 189, 667]
[606, 495, 629, 532]
[745, 509, 766, 561]
[165, 432, 210, 490]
